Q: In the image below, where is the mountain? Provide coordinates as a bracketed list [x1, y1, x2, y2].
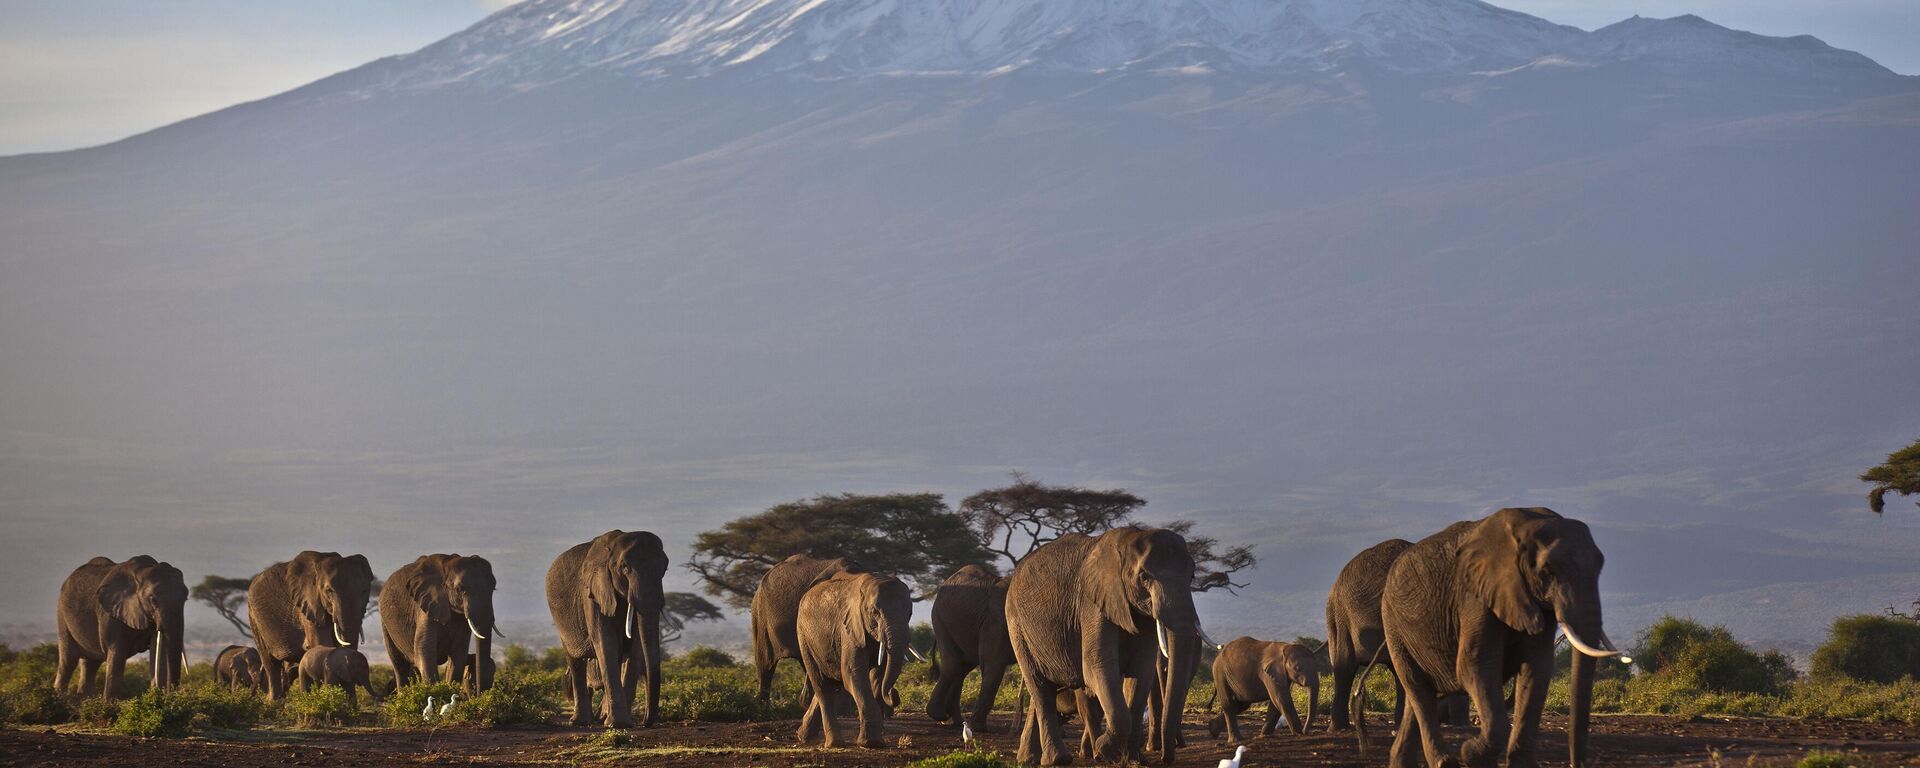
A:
[0, 0, 1916, 650]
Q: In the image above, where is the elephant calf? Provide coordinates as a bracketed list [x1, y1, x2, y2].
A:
[215, 645, 264, 692]
[1206, 637, 1318, 743]
[795, 571, 912, 749]
[298, 646, 379, 709]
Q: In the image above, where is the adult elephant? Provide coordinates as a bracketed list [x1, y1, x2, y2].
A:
[1204, 637, 1318, 743]
[1325, 538, 1412, 731]
[54, 556, 188, 700]
[927, 564, 1015, 731]
[794, 571, 913, 748]
[214, 645, 264, 692]
[750, 554, 866, 703]
[382, 553, 498, 692]
[1005, 527, 1202, 766]
[248, 551, 376, 701]
[547, 530, 668, 728]
[1380, 507, 1618, 768]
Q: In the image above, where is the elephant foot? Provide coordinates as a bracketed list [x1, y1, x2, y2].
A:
[568, 713, 596, 727]
[1460, 736, 1499, 768]
[1206, 717, 1222, 740]
[1039, 748, 1073, 767]
[1505, 749, 1541, 768]
[1092, 732, 1124, 762]
[857, 736, 885, 749]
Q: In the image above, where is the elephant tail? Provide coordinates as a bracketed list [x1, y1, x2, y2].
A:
[1204, 676, 1217, 713]
[1353, 642, 1387, 757]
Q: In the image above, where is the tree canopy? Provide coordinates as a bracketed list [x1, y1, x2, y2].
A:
[687, 492, 992, 609]
[190, 575, 252, 639]
[1862, 437, 1920, 514]
[958, 474, 1256, 593]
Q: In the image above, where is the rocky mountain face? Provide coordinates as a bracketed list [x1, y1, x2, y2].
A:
[0, 0, 1914, 648]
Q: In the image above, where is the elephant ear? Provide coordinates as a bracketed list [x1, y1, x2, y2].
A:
[585, 530, 624, 618]
[407, 566, 451, 626]
[1461, 509, 1546, 635]
[1084, 531, 1140, 635]
[344, 553, 375, 583]
[97, 562, 153, 630]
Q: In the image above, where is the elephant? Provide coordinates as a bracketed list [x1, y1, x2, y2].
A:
[214, 645, 265, 692]
[751, 554, 867, 704]
[927, 564, 1016, 732]
[1326, 538, 1413, 731]
[381, 554, 498, 693]
[247, 551, 376, 701]
[794, 570, 913, 749]
[54, 556, 188, 700]
[1379, 507, 1619, 768]
[298, 646, 379, 709]
[547, 529, 668, 728]
[1004, 526, 1202, 766]
[1204, 637, 1318, 743]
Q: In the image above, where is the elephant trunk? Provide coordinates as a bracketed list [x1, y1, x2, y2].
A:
[1157, 628, 1200, 763]
[1555, 583, 1617, 659]
[879, 615, 909, 710]
[466, 604, 497, 691]
[1570, 646, 1596, 767]
[1304, 673, 1320, 733]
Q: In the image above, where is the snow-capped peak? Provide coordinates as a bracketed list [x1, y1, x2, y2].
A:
[346, 0, 1892, 90]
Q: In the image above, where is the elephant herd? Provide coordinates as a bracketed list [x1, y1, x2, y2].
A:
[47, 507, 1619, 768]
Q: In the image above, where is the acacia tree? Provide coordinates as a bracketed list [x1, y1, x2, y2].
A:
[1863, 438, 1920, 514]
[662, 592, 725, 645]
[687, 492, 994, 609]
[191, 575, 253, 639]
[958, 474, 1256, 593]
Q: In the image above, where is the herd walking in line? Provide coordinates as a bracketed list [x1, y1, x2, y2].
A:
[48, 506, 1621, 767]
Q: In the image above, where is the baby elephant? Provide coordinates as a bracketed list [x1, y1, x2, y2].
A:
[1206, 637, 1320, 743]
[795, 571, 913, 749]
[299, 646, 380, 709]
[215, 645, 265, 692]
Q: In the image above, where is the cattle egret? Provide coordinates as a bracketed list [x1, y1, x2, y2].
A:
[422, 696, 436, 720]
[440, 693, 459, 717]
[962, 721, 975, 745]
[1217, 744, 1246, 768]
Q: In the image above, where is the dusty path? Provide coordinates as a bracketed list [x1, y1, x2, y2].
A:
[5, 714, 1918, 767]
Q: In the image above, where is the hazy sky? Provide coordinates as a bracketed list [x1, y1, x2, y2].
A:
[0, 0, 1914, 156]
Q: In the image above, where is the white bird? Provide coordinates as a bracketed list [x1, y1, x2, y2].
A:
[422, 696, 436, 720]
[440, 693, 459, 717]
[961, 721, 975, 746]
[1216, 744, 1247, 768]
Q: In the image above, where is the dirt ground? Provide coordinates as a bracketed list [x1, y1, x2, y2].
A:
[5, 714, 1918, 768]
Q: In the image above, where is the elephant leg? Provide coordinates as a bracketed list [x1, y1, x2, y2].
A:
[78, 657, 102, 697]
[54, 637, 79, 693]
[1022, 675, 1069, 766]
[796, 694, 824, 745]
[595, 621, 633, 728]
[1080, 635, 1130, 762]
[1387, 694, 1423, 768]
[1329, 661, 1354, 731]
[1389, 648, 1447, 768]
[1017, 696, 1043, 765]
[1221, 698, 1248, 744]
[1504, 642, 1554, 768]
[1123, 672, 1151, 757]
[1261, 703, 1280, 737]
[843, 658, 885, 749]
[1258, 670, 1288, 736]
[1076, 690, 1100, 760]
[973, 657, 1009, 733]
[102, 648, 127, 701]
[1458, 650, 1510, 768]
[565, 656, 594, 727]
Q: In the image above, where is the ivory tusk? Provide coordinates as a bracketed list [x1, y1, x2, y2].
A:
[468, 616, 487, 642]
[334, 621, 351, 647]
[1559, 622, 1620, 658]
[908, 646, 927, 663]
[624, 606, 635, 640]
[1155, 620, 1169, 659]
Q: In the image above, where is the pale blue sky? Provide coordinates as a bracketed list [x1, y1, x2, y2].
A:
[0, 0, 1914, 155]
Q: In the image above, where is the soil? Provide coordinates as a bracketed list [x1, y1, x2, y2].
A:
[4, 714, 1918, 768]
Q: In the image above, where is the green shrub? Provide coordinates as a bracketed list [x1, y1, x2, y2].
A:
[658, 665, 789, 721]
[1633, 616, 1731, 675]
[1666, 636, 1793, 695]
[1798, 750, 1856, 768]
[442, 670, 559, 728]
[109, 683, 265, 736]
[282, 684, 355, 727]
[74, 697, 121, 727]
[113, 688, 192, 737]
[1812, 615, 1920, 684]
[906, 748, 1018, 768]
[0, 684, 72, 724]
[583, 728, 634, 748]
[385, 680, 461, 727]
[677, 646, 736, 669]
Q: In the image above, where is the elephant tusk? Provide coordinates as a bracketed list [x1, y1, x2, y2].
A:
[908, 646, 927, 663]
[1198, 626, 1222, 651]
[467, 616, 487, 642]
[1155, 620, 1169, 659]
[624, 605, 635, 640]
[1559, 622, 1620, 658]
[874, 643, 883, 666]
[334, 621, 351, 647]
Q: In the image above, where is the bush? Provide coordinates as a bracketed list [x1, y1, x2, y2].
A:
[1633, 616, 1732, 675]
[110, 683, 266, 737]
[113, 689, 191, 737]
[907, 748, 1018, 768]
[677, 646, 736, 669]
[385, 680, 461, 727]
[502, 644, 569, 674]
[1798, 751, 1856, 768]
[1812, 615, 1920, 684]
[74, 697, 120, 727]
[0, 684, 72, 725]
[658, 665, 789, 721]
[282, 684, 356, 727]
[442, 670, 559, 728]
[1667, 636, 1794, 695]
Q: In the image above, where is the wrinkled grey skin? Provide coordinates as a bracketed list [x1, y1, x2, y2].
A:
[248, 551, 376, 701]
[1326, 538, 1413, 731]
[751, 554, 866, 704]
[1005, 527, 1203, 766]
[214, 645, 264, 692]
[794, 571, 914, 749]
[927, 564, 1015, 732]
[547, 530, 668, 728]
[1381, 507, 1617, 768]
[382, 554, 498, 693]
[1205, 637, 1318, 743]
[55, 556, 188, 700]
[298, 646, 379, 709]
